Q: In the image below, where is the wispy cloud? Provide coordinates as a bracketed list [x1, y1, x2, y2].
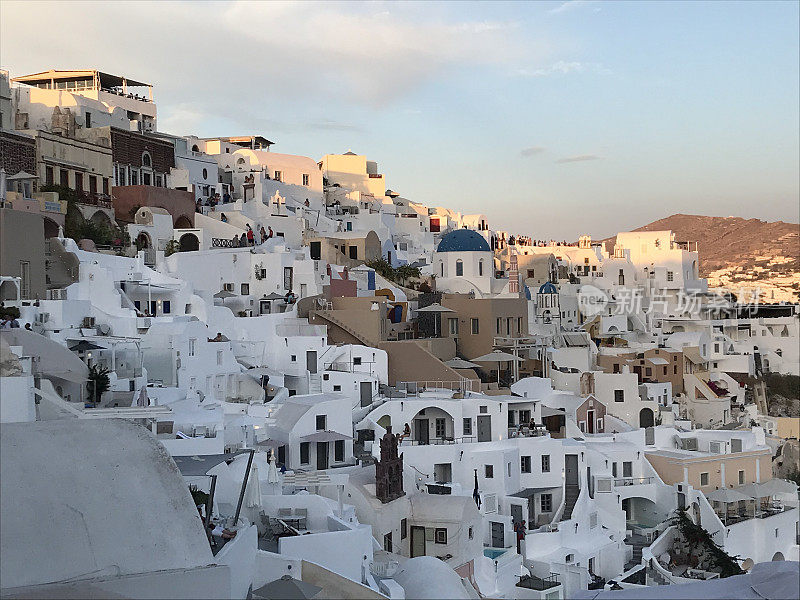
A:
[518, 61, 610, 77]
[520, 146, 546, 157]
[549, 0, 599, 14]
[556, 154, 602, 163]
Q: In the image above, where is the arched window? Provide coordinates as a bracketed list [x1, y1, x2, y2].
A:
[456, 260, 463, 276]
[478, 259, 484, 277]
[202, 168, 208, 180]
[141, 152, 152, 168]
[191, 144, 200, 152]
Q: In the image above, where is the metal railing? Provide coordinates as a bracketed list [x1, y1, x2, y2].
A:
[396, 380, 478, 395]
[401, 436, 477, 446]
[516, 574, 560, 591]
[614, 477, 653, 487]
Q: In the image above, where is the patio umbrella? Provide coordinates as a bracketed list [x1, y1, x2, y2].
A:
[244, 460, 262, 508]
[445, 358, 480, 369]
[752, 478, 797, 497]
[706, 487, 751, 504]
[415, 303, 454, 337]
[253, 575, 321, 600]
[267, 450, 280, 484]
[471, 350, 523, 383]
[135, 387, 149, 407]
[68, 340, 105, 353]
[214, 289, 237, 305]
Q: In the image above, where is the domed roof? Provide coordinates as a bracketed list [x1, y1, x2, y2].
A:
[538, 281, 558, 294]
[436, 229, 491, 253]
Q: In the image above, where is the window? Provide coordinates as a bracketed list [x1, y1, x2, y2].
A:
[471, 318, 479, 334]
[335, 439, 344, 462]
[521, 456, 531, 473]
[142, 152, 152, 168]
[541, 494, 553, 512]
[612, 462, 618, 477]
[484, 465, 494, 478]
[613, 363, 620, 374]
[468, 526, 474, 540]
[130, 170, 138, 186]
[102, 178, 109, 195]
[60, 169, 69, 187]
[645, 367, 652, 377]
[274, 170, 282, 182]
[700, 472, 709, 486]
[480, 405, 488, 414]
[188, 338, 196, 357]
[333, 385, 341, 391]
[45, 166, 54, 185]
[85, 111, 91, 127]
[455, 260, 463, 276]
[435, 418, 446, 439]
[478, 259, 484, 276]
[440, 262, 444, 277]
[302, 174, 310, 186]
[623, 461, 632, 477]
[435, 528, 447, 544]
[291, 355, 296, 362]
[202, 168, 208, 180]
[508, 411, 515, 427]
[19, 261, 31, 299]
[316, 415, 327, 430]
[673, 365, 678, 375]
[401, 518, 408, 539]
[216, 350, 223, 365]
[162, 300, 171, 314]
[496, 318, 502, 334]
[300, 442, 310, 464]
[463, 418, 472, 435]
[614, 389, 625, 402]
[88, 175, 97, 194]
[352, 356, 362, 366]
[738, 470, 745, 485]
[667, 271, 674, 282]
[448, 318, 458, 335]
[241, 283, 250, 295]
[541, 455, 550, 472]
[383, 533, 392, 552]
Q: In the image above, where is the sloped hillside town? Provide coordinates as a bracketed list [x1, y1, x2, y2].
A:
[1, 68, 798, 599]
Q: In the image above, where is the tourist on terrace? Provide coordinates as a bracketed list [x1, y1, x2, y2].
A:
[260, 226, 267, 244]
[220, 213, 228, 223]
[246, 224, 254, 246]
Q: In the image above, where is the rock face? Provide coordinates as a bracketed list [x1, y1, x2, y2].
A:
[604, 214, 800, 303]
[0, 338, 23, 377]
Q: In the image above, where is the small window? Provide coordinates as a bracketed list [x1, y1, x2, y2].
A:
[541, 494, 553, 512]
[216, 350, 223, 365]
[188, 338, 196, 357]
[479, 405, 488, 414]
[45, 166, 54, 185]
[478, 259, 484, 276]
[316, 415, 327, 430]
[291, 355, 296, 362]
[484, 465, 494, 478]
[274, 170, 282, 182]
[542, 455, 550, 472]
[142, 152, 152, 168]
[565, 553, 574, 563]
[383, 532, 392, 552]
[614, 389, 624, 402]
[300, 442, 310, 464]
[302, 174, 310, 186]
[738, 470, 745, 485]
[667, 271, 674, 282]
[471, 318, 479, 334]
[353, 357, 362, 365]
[333, 384, 341, 391]
[448, 318, 458, 335]
[455, 260, 463, 276]
[435, 418, 446, 438]
[521, 456, 531, 473]
[102, 178, 109, 195]
[496, 317, 502, 335]
[162, 300, 171, 314]
[85, 111, 92, 127]
[401, 518, 408, 539]
[468, 526, 474, 540]
[241, 283, 250, 295]
[645, 367, 652, 376]
[463, 418, 472, 435]
[323, 374, 329, 381]
[435, 528, 447, 544]
[202, 168, 208, 179]
[700, 472, 709, 486]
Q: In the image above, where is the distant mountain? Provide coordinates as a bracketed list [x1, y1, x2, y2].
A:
[603, 214, 800, 303]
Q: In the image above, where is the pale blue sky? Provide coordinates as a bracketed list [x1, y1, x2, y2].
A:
[2, 0, 798, 238]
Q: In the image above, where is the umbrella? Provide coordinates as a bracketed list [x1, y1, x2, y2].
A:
[742, 479, 798, 498]
[69, 340, 105, 352]
[706, 487, 751, 504]
[445, 358, 480, 369]
[244, 460, 262, 508]
[253, 575, 321, 600]
[472, 350, 523, 384]
[472, 468, 481, 509]
[415, 303, 453, 337]
[263, 292, 285, 301]
[267, 450, 280, 484]
[214, 289, 237, 305]
[136, 387, 149, 407]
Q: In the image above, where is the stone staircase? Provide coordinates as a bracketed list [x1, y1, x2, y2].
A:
[309, 373, 322, 394]
[313, 310, 377, 347]
[624, 533, 648, 571]
[561, 485, 579, 521]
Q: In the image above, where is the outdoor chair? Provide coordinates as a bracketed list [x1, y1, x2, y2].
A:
[278, 508, 292, 519]
[294, 508, 308, 529]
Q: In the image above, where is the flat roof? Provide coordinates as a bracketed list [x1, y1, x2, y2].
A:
[13, 69, 151, 88]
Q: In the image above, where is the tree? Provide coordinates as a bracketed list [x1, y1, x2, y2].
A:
[396, 264, 421, 286]
[86, 364, 111, 407]
[164, 240, 180, 257]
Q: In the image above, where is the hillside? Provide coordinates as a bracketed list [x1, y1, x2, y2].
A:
[603, 214, 800, 303]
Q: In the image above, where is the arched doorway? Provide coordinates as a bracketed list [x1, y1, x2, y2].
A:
[89, 210, 114, 228]
[43, 217, 60, 239]
[175, 215, 193, 229]
[639, 408, 654, 428]
[136, 231, 152, 250]
[179, 233, 199, 252]
[772, 552, 784, 561]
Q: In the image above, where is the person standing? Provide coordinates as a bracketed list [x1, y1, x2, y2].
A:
[246, 224, 254, 246]
[267, 226, 273, 240]
[260, 226, 267, 244]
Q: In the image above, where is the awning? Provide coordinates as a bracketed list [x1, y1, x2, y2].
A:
[509, 486, 560, 498]
[282, 471, 333, 487]
[706, 487, 752, 504]
[563, 333, 588, 347]
[172, 452, 244, 476]
[648, 357, 669, 365]
[299, 431, 353, 443]
[541, 407, 565, 418]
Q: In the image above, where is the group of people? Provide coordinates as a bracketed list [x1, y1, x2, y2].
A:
[195, 192, 232, 213]
[223, 223, 274, 248]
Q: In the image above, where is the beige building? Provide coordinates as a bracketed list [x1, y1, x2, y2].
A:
[319, 152, 386, 198]
[0, 208, 46, 301]
[305, 231, 381, 267]
[646, 447, 772, 494]
[33, 129, 114, 198]
[597, 347, 685, 394]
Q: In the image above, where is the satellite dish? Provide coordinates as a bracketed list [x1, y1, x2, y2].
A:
[97, 323, 111, 336]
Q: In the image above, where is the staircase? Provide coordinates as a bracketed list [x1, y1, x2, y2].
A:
[624, 533, 648, 570]
[309, 373, 322, 394]
[313, 310, 377, 347]
[561, 485, 579, 521]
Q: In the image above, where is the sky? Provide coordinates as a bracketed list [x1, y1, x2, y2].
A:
[2, 0, 798, 239]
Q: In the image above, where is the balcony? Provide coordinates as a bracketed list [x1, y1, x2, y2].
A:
[75, 190, 113, 209]
[516, 574, 560, 591]
[614, 477, 654, 487]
